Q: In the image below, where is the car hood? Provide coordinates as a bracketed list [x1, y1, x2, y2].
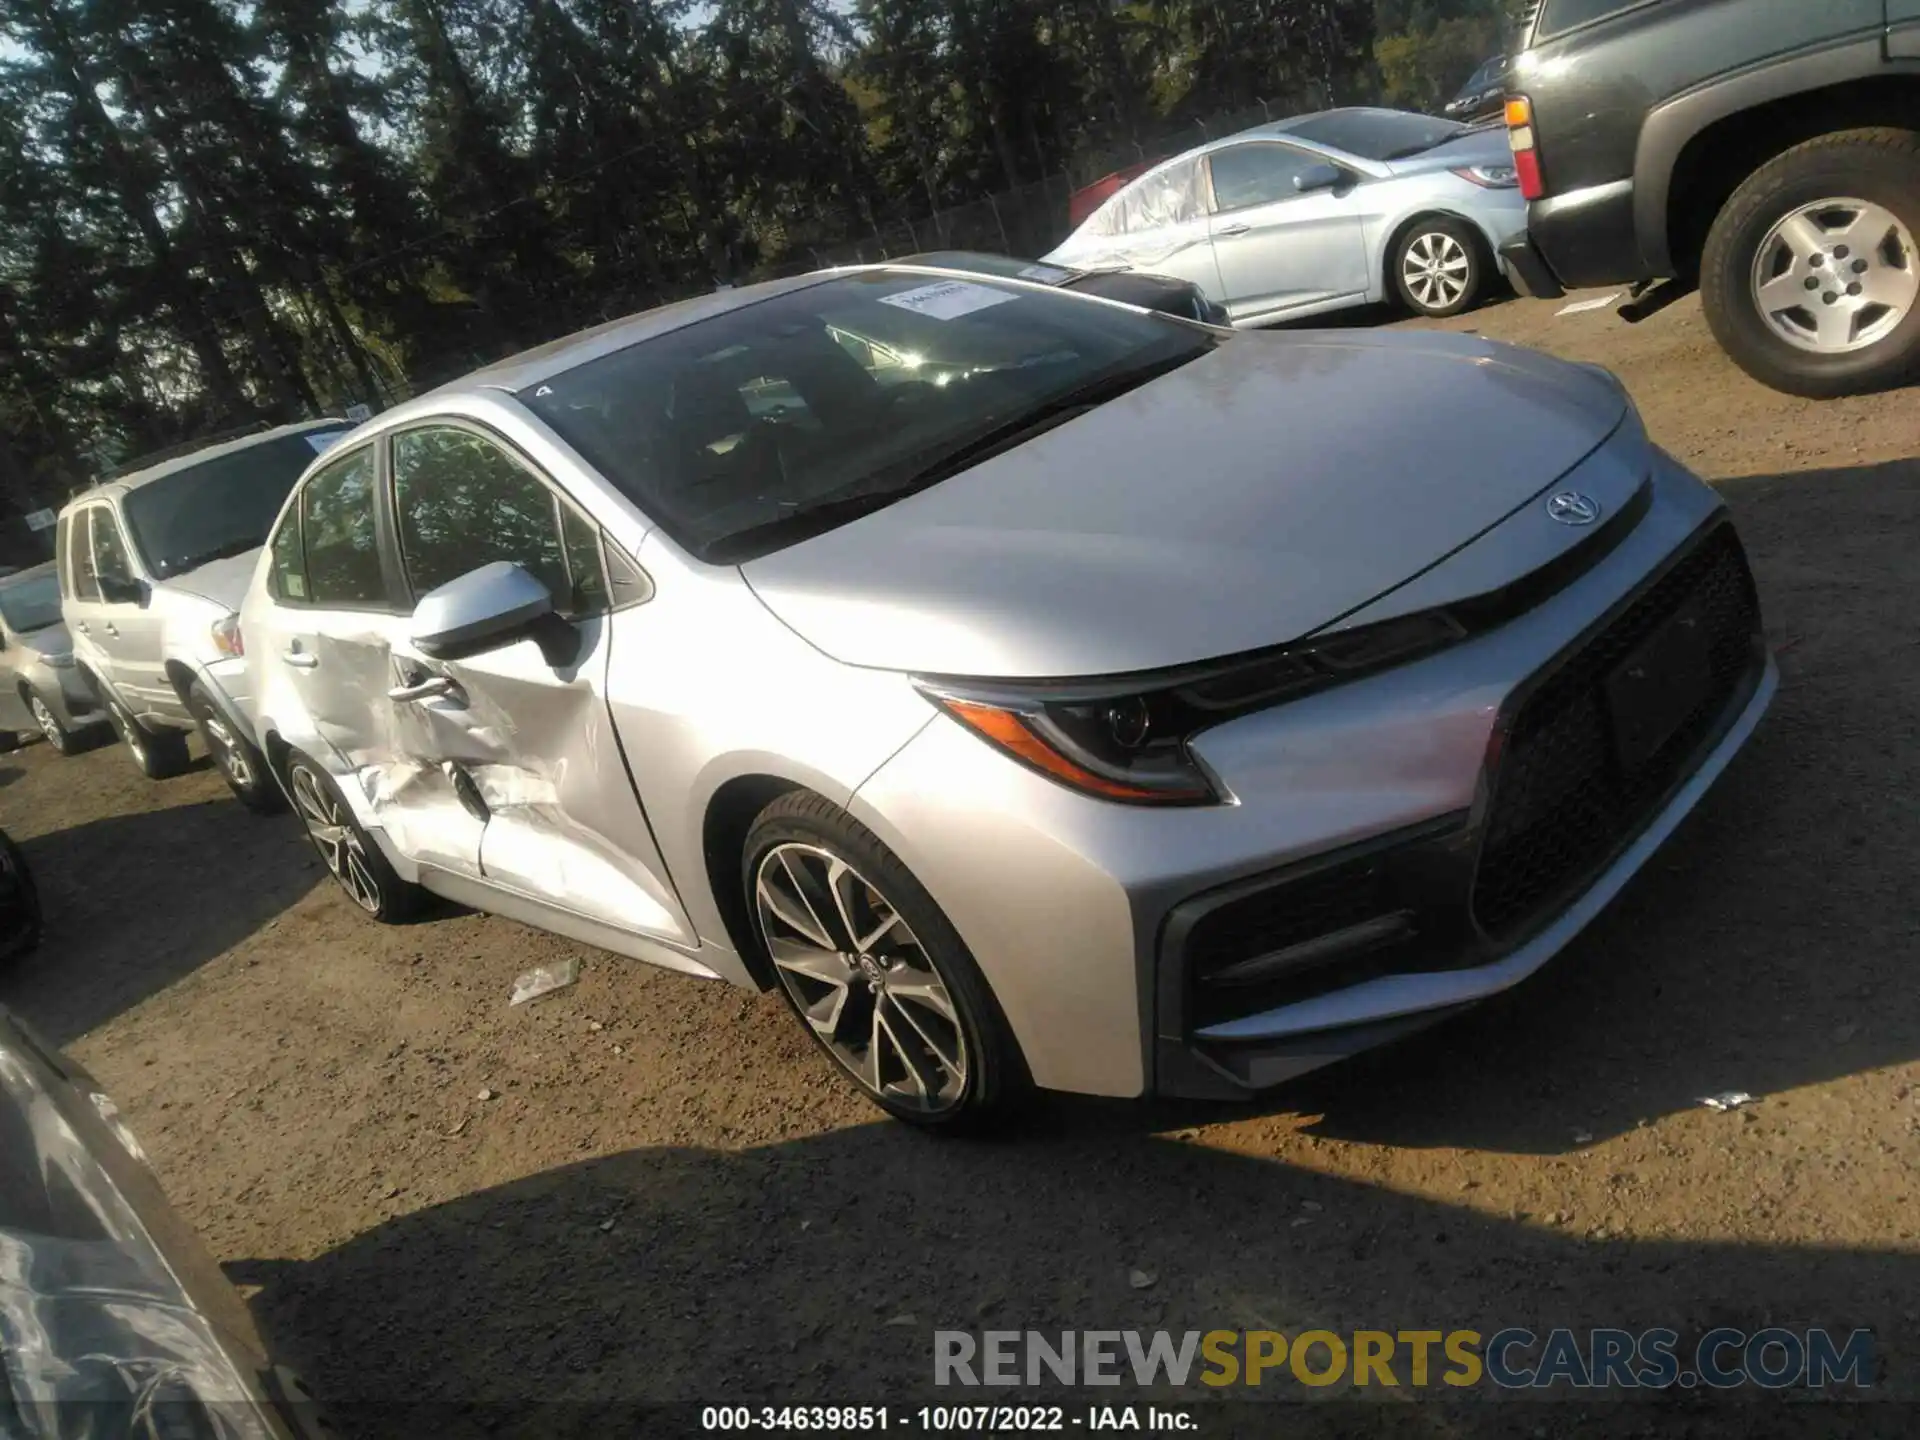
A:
[741, 330, 1629, 679]
[17, 620, 72, 660]
[1387, 125, 1512, 175]
[162, 550, 260, 611]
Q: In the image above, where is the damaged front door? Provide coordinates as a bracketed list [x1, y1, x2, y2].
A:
[389, 424, 696, 950]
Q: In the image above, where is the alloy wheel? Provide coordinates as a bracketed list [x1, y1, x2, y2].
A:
[199, 707, 252, 790]
[290, 764, 383, 914]
[29, 697, 61, 749]
[1751, 197, 1918, 354]
[753, 842, 967, 1114]
[1403, 230, 1471, 311]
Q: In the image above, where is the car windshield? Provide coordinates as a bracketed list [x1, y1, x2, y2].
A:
[521, 271, 1215, 563]
[1285, 110, 1467, 162]
[122, 429, 352, 579]
[0, 573, 61, 633]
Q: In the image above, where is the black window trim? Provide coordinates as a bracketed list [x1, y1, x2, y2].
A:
[273, 439, 407, 615]
[382, 415, 644, 619]
[1202, 140, 1347, 217]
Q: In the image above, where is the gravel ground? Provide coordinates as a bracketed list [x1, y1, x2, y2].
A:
[3, 292, 1918, 1437]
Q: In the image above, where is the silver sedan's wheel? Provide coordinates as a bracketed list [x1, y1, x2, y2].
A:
[1749, 197, 1918, 354]
[1403, 230, 1471, 311]
[291, 764, 384, 915]
[29, 696, 67, 753]
[754, 842, 968, 1115]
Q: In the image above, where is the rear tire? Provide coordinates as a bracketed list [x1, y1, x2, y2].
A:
[1701, 128, 1920, 398]
[1393, 216, 1488, 317]
[108, 699, 191, 780]
[742, 790, 1030, 1132]
[0, 827, 41, 963]
[26, 692, 79, 757]
[185, 681, 285, 814]
[284, 749, 427, 923]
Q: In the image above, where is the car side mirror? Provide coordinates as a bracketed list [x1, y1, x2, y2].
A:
[1294, 162, 1345, 194]
[411, 561, 579, 667]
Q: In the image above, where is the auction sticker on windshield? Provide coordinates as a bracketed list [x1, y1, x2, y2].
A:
[879, 280, 1017, 321]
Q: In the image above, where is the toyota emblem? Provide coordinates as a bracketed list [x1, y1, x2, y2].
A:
[1546, 491, 1602, 527]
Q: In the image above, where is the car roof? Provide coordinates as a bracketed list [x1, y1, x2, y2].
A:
[425, 273, 835, 400]
[64, 418, 354, 510]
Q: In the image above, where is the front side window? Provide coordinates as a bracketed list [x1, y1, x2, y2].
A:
[1535, 0, 1654, 41]
[300, 445, 386, 608]
[90, 510, 138, 600]
[120, 429, 352, 581]
[1208, 144, 1317, 212]
[522, 270, 1213, 564]
[392, 426, 605, 617]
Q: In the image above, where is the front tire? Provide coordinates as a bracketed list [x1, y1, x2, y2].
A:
[1394, 217, 1488, 317]
[0, 827, 41, 964]
[743, 790, 1029, 1131]
[108, 700, 192, 780]
[284, 749, 427, 923]
[185, 682, 285, 814]
[1701, 129, 1920, 398]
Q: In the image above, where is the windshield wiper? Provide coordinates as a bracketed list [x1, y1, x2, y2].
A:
[702, 491, 908, 564]
[163, 536, 262, 575]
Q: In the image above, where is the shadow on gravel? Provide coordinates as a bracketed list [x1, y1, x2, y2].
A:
[0, 794, 320, 1044]
[237, 1124, 1909, 1438]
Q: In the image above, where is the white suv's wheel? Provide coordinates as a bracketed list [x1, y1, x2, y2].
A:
[108, 700, 191, 780]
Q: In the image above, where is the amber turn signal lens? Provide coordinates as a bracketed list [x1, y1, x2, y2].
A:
[939, 698, 1207, 804]
[1504, 97, 1533, 130]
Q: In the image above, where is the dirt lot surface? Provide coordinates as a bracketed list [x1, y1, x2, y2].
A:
[4, 291, 1919, 1437]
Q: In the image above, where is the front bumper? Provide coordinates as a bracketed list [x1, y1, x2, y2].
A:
[850, 448, 1772, 1100]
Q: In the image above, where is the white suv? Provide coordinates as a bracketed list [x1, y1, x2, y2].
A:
[57, 420, 352, 809]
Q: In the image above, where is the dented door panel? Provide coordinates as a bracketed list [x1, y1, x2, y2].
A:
[431, 615, 697, 948]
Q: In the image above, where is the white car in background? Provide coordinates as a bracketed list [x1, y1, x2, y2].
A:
[56, 419, 352, 810]
[1047, 107, 1528, 322]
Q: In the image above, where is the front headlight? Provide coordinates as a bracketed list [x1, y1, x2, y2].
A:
[210, 613, 244, 658]
[917, 611, 1466, 806]
[1452, 163, 1519, 189]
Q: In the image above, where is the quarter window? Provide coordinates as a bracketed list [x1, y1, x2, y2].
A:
[300, 445, 386, 607]
[392, 426, 607, 617]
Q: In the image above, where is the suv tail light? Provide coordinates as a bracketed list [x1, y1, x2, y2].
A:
[1506, 96, 1546, 201]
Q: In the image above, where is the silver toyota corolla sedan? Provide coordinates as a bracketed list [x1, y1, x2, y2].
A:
[241, 267, 1775, 1129]
[1045, 107, 1527, 322]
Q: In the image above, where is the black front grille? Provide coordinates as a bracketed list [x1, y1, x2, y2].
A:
[1471, 524, 1762, 940]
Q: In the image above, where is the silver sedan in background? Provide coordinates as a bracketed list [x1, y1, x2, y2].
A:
[243, 267, 1772, 1130]
[1046, 107, 1527, 321]
[0, 562, 107, 756]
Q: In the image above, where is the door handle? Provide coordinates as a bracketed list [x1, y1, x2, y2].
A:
[103, 623, 119, 638]
[75, 621, 88, 634]
[387, 675, 463, 705]
[281, 649, 319, 669]
[1216, 222, 1251, 237]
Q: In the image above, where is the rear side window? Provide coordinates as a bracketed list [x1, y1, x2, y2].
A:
[299, 445, 386, 608]
[392, 425, 607, 618]
[65, 513, 98, 601]
[1535, 0, 1653, 39]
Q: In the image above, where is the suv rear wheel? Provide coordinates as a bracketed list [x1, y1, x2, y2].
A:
[108, 699, 192, 780]
[185, 682, 285, 814]
[1701, 128, 1920, 398]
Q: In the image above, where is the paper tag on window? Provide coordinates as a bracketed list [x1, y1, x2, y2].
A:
[878, 280, 1017, 321]
[1016, 263, 1073, 284]
[307, 431, 349, 455]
